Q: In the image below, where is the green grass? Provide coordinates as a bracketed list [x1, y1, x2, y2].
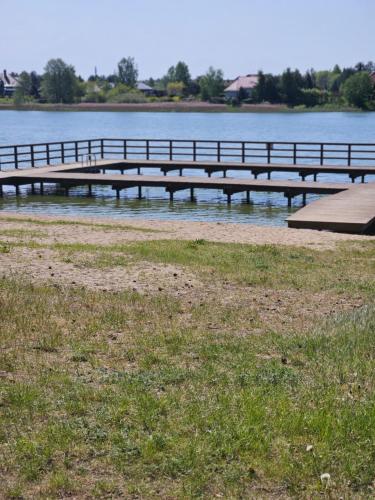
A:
[0, 236, 374, 498]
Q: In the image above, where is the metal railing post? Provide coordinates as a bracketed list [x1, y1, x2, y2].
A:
[348, 144, 351, 166]
[169, 140, 173, 161]
[123, 139, 127, 159]
[267, 142, 271, 163]
[46, 144, 50, 165]
[320, 144, 324, 165]
[14, 146, 18, 169]
[31, 145, 35, 167]
[217, 141, 221, 162]
[100, 139, 104, 159]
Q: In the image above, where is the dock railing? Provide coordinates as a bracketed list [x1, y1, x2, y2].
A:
[1, 138, 375, 170]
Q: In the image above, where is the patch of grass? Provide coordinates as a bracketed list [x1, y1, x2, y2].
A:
[0, 263, 374, 497]
[0, 228, 48, 238]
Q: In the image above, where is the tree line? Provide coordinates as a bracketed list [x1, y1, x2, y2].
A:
[2, 57, 375, 109]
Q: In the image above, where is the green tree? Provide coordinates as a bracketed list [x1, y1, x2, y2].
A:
[14, 71, 32, 103]
[342, 72, 374, 108]
[41, 59, 78, 103]
[117, 57, 138, 87]
[174, 61, 191, 86]
[254, 70, 266, 102]
[280, 68, 301, 106]
[167, 81, 185, 97]
[199, 67, 224, 101]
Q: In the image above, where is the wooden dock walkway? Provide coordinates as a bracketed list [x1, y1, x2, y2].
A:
[1, 137, 375, 234]
[87, 158, 375, 183]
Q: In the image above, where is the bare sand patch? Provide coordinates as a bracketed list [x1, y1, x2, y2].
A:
[0, 212, 373, 249]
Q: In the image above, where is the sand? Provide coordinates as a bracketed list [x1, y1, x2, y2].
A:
[0, 212, 373, 250]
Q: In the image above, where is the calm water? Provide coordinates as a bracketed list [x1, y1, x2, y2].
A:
[1, 110, 374, 225]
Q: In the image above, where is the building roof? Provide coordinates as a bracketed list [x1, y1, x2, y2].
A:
[137, 82, 154, 91]
[0, 70, 19, 87]
[224, 74, 258, 92]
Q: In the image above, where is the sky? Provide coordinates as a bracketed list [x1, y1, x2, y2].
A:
[1, 0, 374, 79]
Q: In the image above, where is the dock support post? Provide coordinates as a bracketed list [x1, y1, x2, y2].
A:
[246, 190, 250, 203]
[121, 169, 124, 175]
[88, 184, 92, 197]
[179, 168, 183, 176]
[226, 192, 231, 204]
[313, 173, 317, 182]
[208, 171, 212, 178]
[286, 195, 292, 208]
[15, 185, 20, 196]
[138, 186, 142, 199]
[169, 190, 174, 202]
[267, 172, 271, 180]
[31, 183, 35, 194]
[253, 172, 258, 179]
[190, 188, 195, 202]
[302, 193, 306, 206]
[0, 185, 3, 197]
[223, 170, 227, 178]
[65, 187, 69, 196]
[361, 175, 365, 183]
[40, 182, 44, 195]
[137, 167, 141, 175]
[116, 188, 120, 199]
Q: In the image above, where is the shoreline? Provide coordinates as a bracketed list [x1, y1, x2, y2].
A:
[0, 211, 373, 248]
[0, 101, 363, 113]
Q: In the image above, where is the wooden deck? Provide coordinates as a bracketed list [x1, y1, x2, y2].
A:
[287, 183, 375, 233]
[0, 159, 374, 234]
[86, 158, 375, 182]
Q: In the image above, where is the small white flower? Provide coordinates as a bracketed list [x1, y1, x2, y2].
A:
[306, 444, 313, 452]
[320, 473, 331, 483]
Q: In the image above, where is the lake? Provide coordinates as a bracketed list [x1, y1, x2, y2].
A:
[1, 110, 374, 225]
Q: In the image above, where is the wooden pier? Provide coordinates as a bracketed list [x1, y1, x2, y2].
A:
[1, 137, 375, 234]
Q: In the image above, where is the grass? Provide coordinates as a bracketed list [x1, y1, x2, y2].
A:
[0, 234, 374, 498]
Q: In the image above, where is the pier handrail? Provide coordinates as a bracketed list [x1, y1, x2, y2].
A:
[1, 138, 375, 170]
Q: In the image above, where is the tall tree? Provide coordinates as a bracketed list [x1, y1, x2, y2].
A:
[342, 72, 374, 108]
[41, 59, 78, 103]
[117, 57, 138, 87]
[280, 68, 301, 105]
[199, 67, 224, 101]
[174, 61, 191, 86]
[254, 71, 266, 102]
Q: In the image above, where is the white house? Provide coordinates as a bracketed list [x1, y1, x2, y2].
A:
[224, 74, 258, 100]
[0, 70, 19, 97]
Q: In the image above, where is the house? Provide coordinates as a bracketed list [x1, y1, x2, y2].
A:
[0, 70, 19, 97]
[224, 74, 258, 100]
[136, 82, 155, 96]
[370, 71, 375, 85]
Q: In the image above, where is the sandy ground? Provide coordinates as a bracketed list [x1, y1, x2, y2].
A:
[0, 212, 369, 333]
[0, 212, 373, 249]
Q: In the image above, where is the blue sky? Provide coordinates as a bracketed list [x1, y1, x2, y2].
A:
[2, 0, 374, 79]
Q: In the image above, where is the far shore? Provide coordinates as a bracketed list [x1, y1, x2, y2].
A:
[0, 101, 363, 113]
